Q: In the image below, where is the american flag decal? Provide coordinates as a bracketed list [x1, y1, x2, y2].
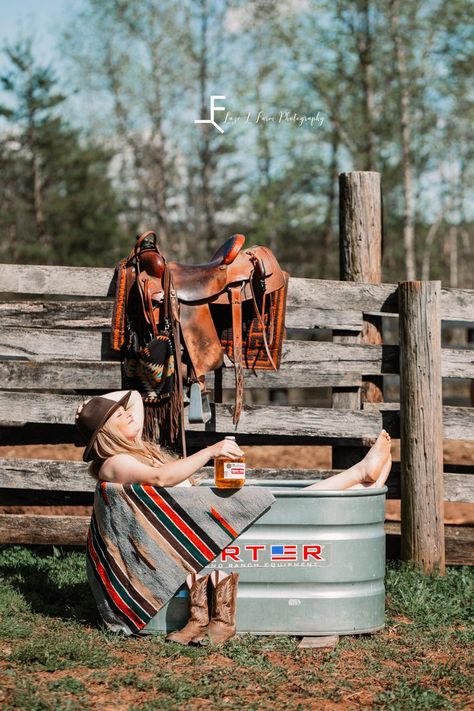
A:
[271, 545, 297, 561]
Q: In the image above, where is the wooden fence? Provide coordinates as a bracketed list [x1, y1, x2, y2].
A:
[0, 264, 473, 567]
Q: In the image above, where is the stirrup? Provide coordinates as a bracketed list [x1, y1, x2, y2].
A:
[188, 382, 212, 423]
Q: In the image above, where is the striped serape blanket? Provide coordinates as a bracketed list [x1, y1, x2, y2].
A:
[86, 482, 275, 635]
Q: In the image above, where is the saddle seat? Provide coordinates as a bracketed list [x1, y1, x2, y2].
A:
[169, 234, 284, 304]
[168, 234, 245, 303]
[168, 238, 287, 381]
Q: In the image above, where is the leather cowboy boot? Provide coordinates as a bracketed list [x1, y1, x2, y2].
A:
[165, 573, 210, 645]
[207, 571, 239, 645]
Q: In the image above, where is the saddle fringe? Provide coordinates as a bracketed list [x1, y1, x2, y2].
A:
[142, 370, 182, 452]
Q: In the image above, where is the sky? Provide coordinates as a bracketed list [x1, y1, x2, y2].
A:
[0, 0, 469, 225]
[0, 0, 71, 64]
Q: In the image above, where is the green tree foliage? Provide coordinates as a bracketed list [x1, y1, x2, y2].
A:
[62, 0, 243, 261]
[231, 0, 473, 284]
[0, 38, 125, 266]
[1, 2, 471, 283]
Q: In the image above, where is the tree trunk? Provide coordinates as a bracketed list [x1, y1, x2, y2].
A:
[319, 128, 339, 279]
[27, 118, 49, 249]
[389, 0, 416, 280]
[146, 23, 172, 253]
[254, 36, 277, 254]
[198, 0, 217, 256]
[32, 153, 47, 245]
[356, 0, 375, 170]
[449, 225, 458, 288]
[421, 210, 444, 280]
[104, 44, 146, 232]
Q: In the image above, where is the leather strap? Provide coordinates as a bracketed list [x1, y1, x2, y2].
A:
[230, 285, 244, 425]
[249, 277, 277, 370]
[135, 274, 158, 338]
[168, 271, 187, 456]
[143, 277, 158, 338]
[162, 265, 170, 324]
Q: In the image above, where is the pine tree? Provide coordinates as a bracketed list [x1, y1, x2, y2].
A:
[0, 37, 125, 266]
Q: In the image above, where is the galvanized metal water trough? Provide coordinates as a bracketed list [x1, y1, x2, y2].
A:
[144, 481, 386, 636]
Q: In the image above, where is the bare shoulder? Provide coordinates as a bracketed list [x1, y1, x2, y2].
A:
[99, 454, 148, 483]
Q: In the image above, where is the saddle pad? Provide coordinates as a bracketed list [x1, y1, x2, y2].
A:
[86, 482, 275, 635]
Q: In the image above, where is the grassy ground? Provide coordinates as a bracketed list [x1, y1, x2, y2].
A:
[0, 547, 472, 710]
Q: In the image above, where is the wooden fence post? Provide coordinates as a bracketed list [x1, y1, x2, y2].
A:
[399, 280, 445, 573]
[334, 171, 383, 469]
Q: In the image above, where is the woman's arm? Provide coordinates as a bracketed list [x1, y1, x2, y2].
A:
[102, 438, 243, 486]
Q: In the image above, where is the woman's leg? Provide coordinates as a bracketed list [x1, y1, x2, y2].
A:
[304, 430, 391, 491]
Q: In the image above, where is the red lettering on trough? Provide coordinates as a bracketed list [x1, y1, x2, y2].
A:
[244, 545, 265, 562]
[221, 546, 241, 562]
[303, 545, 323, 561]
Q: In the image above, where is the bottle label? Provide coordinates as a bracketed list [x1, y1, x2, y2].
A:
[223, 462, 246, 480]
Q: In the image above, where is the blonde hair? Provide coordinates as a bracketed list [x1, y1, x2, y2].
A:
[88, 416, 176, 481]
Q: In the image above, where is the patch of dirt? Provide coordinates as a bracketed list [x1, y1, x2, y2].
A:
[1, 626, 472, 710]
[243, 444, 333, 469]
[392, 615, 414, 625]
[385, 500, 474, 525]
[0, 443, 84, 460]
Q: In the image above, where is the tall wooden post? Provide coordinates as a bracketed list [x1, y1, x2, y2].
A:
[333, 171, 383, 469]
[399, 281, 445, 573]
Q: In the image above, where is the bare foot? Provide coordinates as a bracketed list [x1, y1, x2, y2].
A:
[360, 430, 391, 485]
[375, 454, 392, 488]
[363, 454, 392, 489]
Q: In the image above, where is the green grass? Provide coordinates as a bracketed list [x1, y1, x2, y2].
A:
[374, 681, 451, 710]
[385, 563, 474, 627]
[0, 546, 472, 710]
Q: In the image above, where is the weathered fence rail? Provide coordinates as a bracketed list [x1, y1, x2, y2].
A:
[1, 459, 473, 501]
[1, 395, 473, 442]
[2, 263, 473, 314]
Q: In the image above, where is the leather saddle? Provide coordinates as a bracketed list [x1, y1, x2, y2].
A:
[111, 231, 288, 442]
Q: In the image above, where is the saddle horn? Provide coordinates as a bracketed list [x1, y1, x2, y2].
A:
[135, 231, 165, 279]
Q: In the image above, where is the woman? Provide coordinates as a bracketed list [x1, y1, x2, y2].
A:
[77, 389, 391, 644]
[75, 389, 392, 490]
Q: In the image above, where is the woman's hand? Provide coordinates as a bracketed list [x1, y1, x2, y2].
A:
[208, 439, 245, 460]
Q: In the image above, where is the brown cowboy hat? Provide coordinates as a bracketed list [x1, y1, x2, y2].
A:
[75, 391, 132, 462]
